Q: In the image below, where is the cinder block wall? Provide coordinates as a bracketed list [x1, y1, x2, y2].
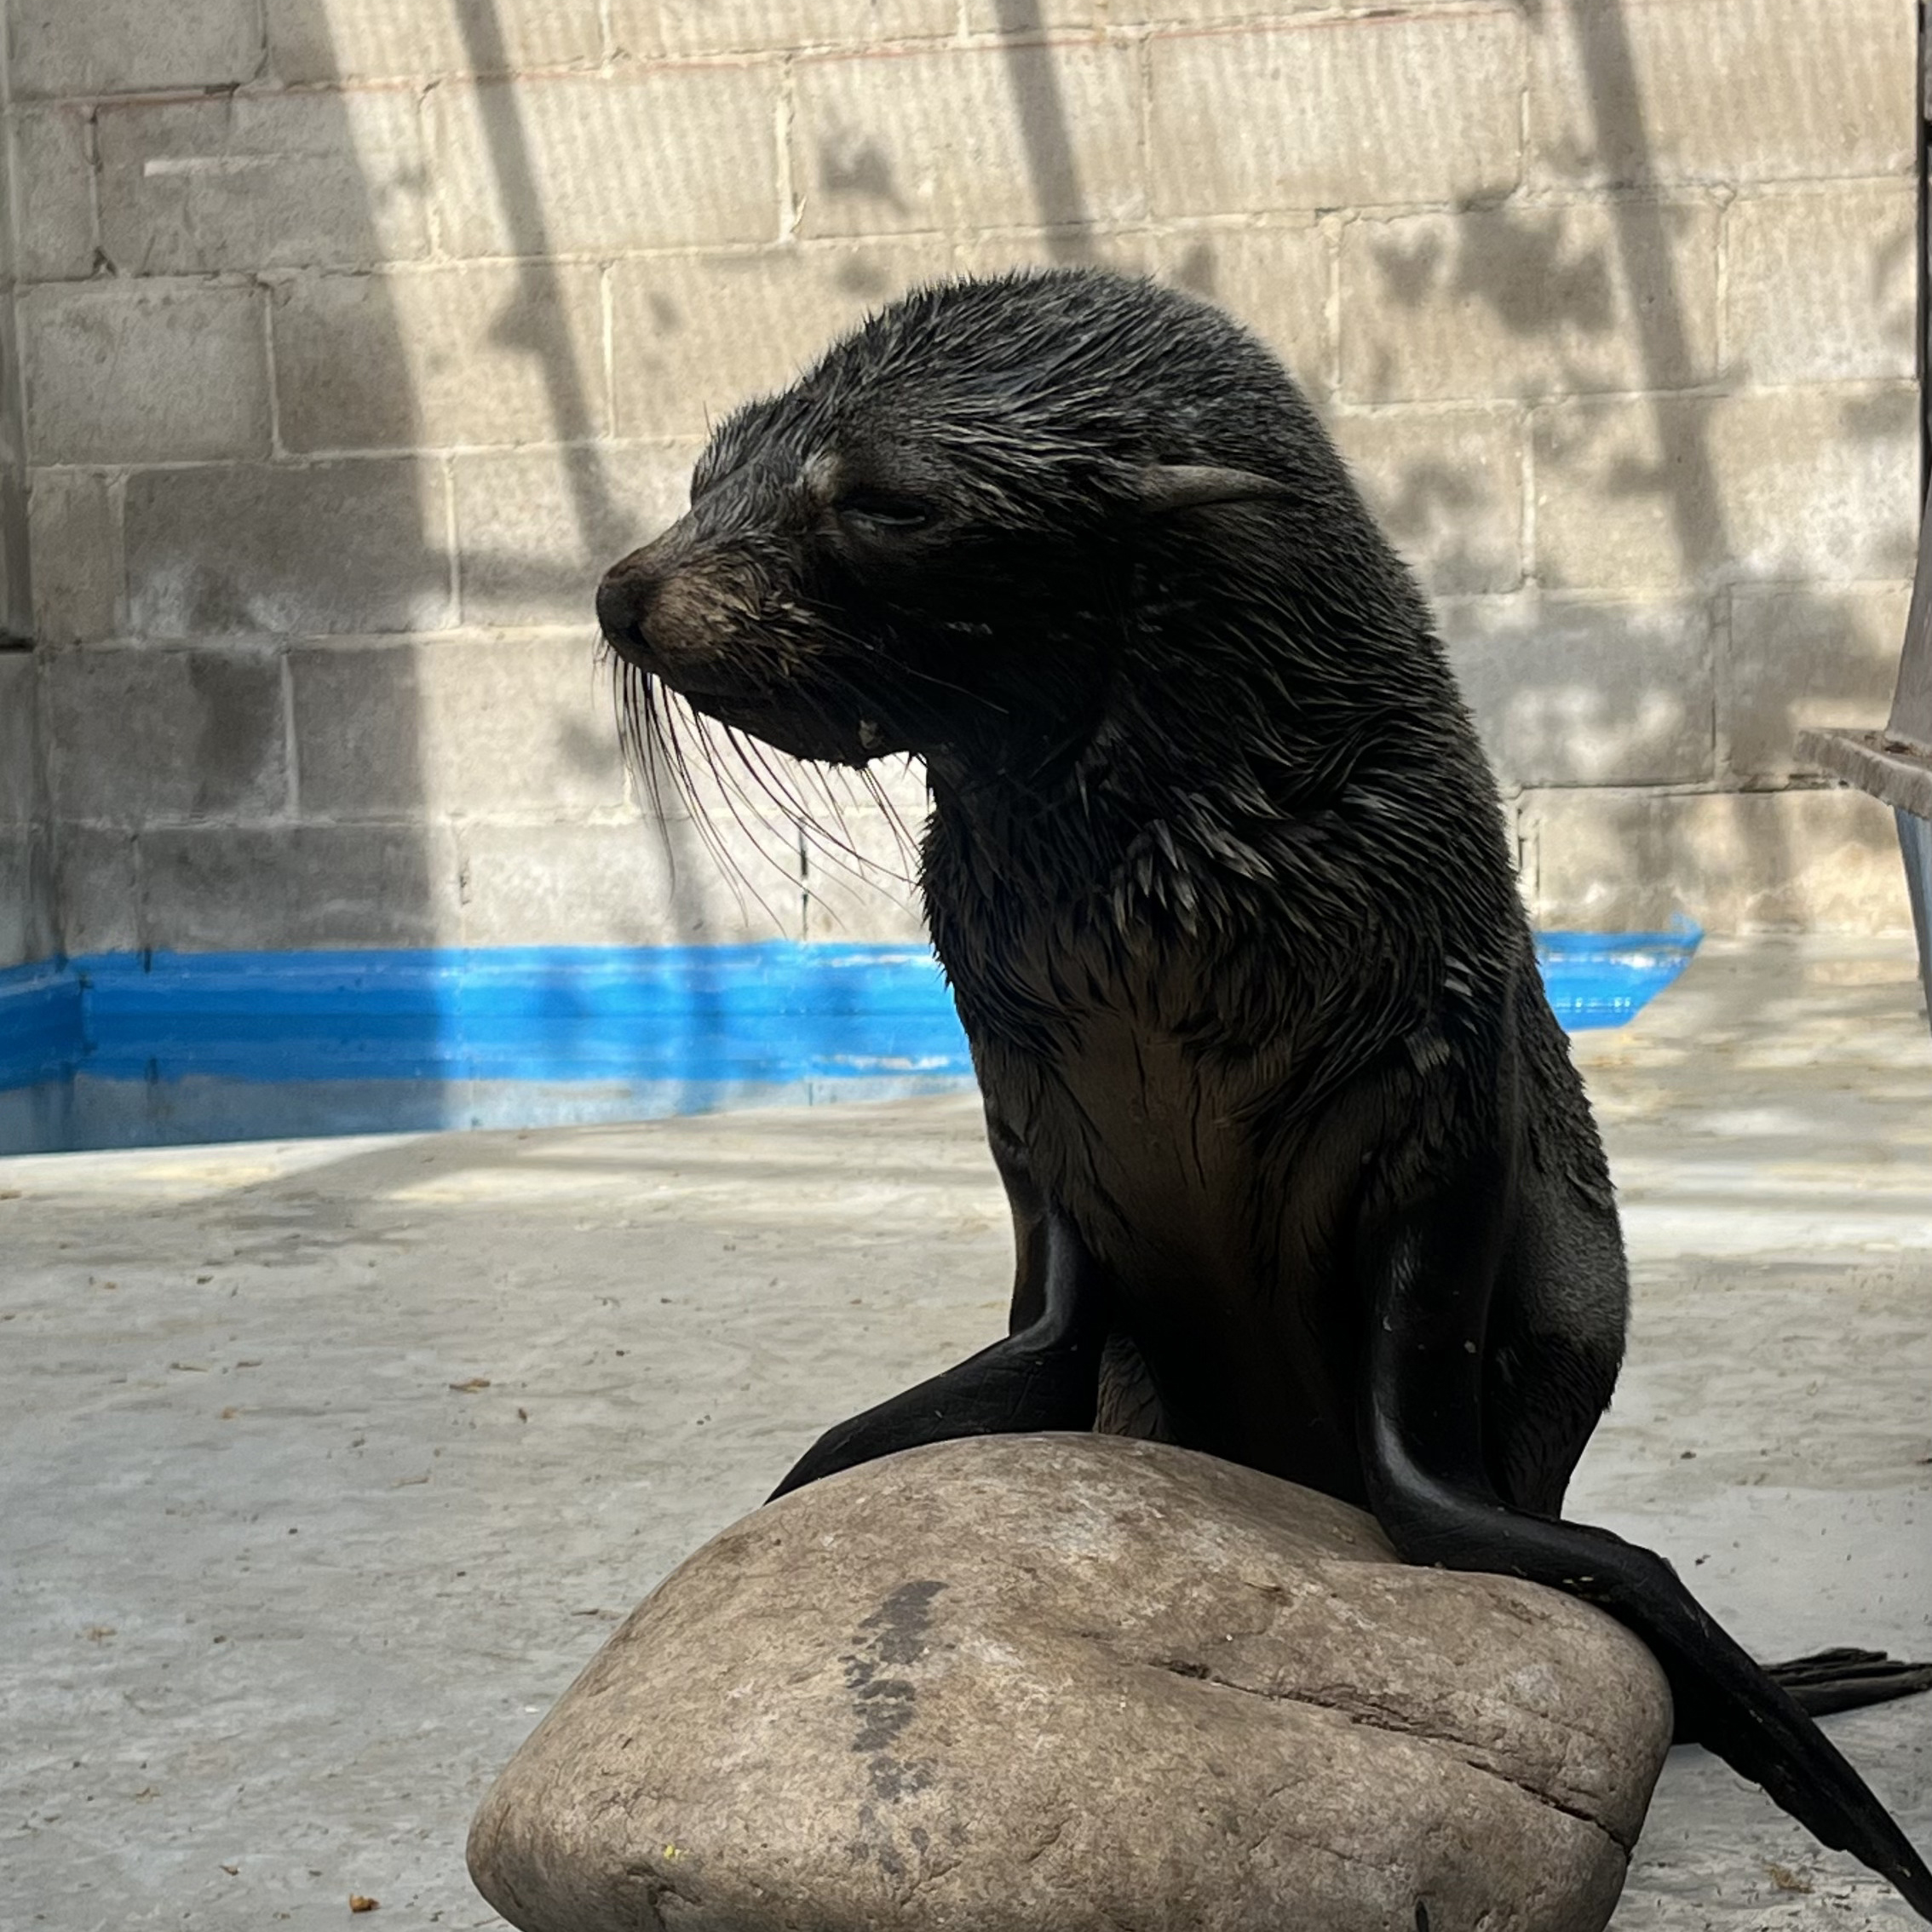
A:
[1, 0, 1919, 956]
[0, 20, 49, 972]
[0, 646, 51, 971]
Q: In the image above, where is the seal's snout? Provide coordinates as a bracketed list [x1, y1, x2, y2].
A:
[595, 551, 661, 665]
[596, 530, 772, 706]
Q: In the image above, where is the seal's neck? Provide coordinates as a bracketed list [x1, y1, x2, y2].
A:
[919, 540, 1521, 986]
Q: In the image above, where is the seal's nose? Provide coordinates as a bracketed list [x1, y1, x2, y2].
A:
[595, 553, 660, 659]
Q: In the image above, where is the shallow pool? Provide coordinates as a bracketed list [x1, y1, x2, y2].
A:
[0, 929, 1699, 1156]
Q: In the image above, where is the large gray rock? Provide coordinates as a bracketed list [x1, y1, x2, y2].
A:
[469, 1435, 1672, 1932]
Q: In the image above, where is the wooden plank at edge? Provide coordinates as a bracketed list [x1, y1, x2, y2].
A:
[1797, 727, 1932, 819]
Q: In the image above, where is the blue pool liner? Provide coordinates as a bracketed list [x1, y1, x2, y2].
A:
[1534, 923, 1703, 1029]
[0, 927, 1699, 1155]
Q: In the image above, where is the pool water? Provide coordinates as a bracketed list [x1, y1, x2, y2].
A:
[0, 929, 1699, 1157]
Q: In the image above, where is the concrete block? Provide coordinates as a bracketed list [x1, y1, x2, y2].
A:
[0, 826, 57, 969]
[0, 300, 22, 474]
[601, 689, 843, 837]
[457, 816, 803, 946]
[1693, 384, 1918, 584]
[126, 460, 454, 637]
[13, 107, 97, 282]
[0, 829, 35, 966]
[267, 0, 602, 84]
[0, 297, 20, 473]
[1330, 405, 1522, 595]
[0, 653, 43, 825]
[1532, 397, 1718, 592]
[1437, 593, 1714, 786]
[1723, 584, 1912, 784]
[964, 0, 1107, 27]
[20, 282, 269, 466]
[618, 0, 957, 55]
[291, 632, 627, 819]
[951, 231, 1156, 283]
[850, 750, 931, 824]
[1726, 185, 1917, 387]
[792, 40, 1142, 239]
[28, 470, 121, 647]
[43, 645, 288, 826]
[54, 822, 141, 953]
[1529, 0, 1913, 189]
[610, 243, 951, 440]
[1114, 0, 1332, 18]
[141, 822, 463, 949]
[1532, 386, 1918, 592]
[1149, 12, 1521, 216]
[10, 0, 262, 99]
[454, 444, 698, 627]
[0, 466, 32, 641]
[793, 753, 928, 946]
[802, 805, 926, 942]
[1523, 785, 1908, 934]
[97, 91, 429, 276]
[273, 263, 608, 453]
[428, 72, 780, 258]
[1151, 223, 1331, 400]
[1339, 199, 1720, 403]
[288, 641, 422, 822]
[672, 750, 932, 905]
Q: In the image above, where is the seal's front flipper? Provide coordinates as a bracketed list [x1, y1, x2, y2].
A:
[1763, 1649, 1932, 1721]
[1356, 1154, 1932, 1923]
[768, 1206, 1106, 1502]
[766, 1318, 1102, 1500]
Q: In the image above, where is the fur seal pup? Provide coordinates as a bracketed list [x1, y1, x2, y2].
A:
[595, 267, 1932, 1916]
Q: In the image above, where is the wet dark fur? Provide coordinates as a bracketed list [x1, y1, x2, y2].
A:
[597, 268, 1932, 1915]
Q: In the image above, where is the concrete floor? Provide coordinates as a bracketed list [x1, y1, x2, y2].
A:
[3, 936, 1929, 1932]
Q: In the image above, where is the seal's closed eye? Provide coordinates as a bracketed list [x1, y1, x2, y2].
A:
[835, 490, 937, 532]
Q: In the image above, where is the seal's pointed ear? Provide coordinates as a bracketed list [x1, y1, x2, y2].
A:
[1136, 464, 1291, 514]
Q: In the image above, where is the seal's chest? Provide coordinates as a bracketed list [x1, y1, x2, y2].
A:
[1036, 1012, 1267, 1285]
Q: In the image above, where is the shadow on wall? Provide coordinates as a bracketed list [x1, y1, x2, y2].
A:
[1541, 0, 1772, 918]
[1153, 0, 1912, 941]
[44, 0, 721, 1143]
[100, 0, 732, 951]
[34, 0, 448, 1141]
[415, 0, 924, 959]
[98, 0, 1907, 986]
[70, 0, 444, 965]
[1539, 0, 1912, 934]
[436, 0, 735, 1058]
[992, 0, 1095, 263]
[975, 0, 1909, 941]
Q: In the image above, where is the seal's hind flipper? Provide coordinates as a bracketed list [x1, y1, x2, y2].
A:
[1354, 1130, 1932, 1923]
[1367, 1463, 1932, 1920]
[1763, 1648, 1932, 1721]
[768, 1207, 1105, 1502]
